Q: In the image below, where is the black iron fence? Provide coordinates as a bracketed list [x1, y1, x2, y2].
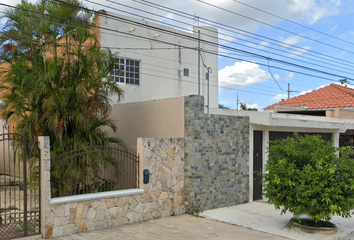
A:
[51, 143, 139, 198]
[0, 128, 40, 239]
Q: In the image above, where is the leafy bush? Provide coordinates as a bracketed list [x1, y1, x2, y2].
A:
[262, 133, 354, 223]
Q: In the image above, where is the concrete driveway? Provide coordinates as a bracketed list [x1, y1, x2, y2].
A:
[201, 200, 354, 240]
[31, 214, 288, 240]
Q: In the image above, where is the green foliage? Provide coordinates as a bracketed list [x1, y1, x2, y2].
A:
[50, 145, 124, 197]
[0, 0, 124, 149]
[262, 133, 354, 223]
[239, 102, 258, 111]
[0, 0, 127, 195]
[218, 104, 230, 109]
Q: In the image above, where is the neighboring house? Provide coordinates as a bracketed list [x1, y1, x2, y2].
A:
[264, 83, 354, 148]
[264, 83, 354, 118]
[98, 11, 219, 109]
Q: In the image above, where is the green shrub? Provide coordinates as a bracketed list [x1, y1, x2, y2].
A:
[262, 133, 354, 223]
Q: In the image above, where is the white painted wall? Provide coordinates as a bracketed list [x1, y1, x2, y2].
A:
[100, 12, 218, 109]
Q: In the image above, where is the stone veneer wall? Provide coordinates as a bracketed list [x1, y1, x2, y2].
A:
[42, 138, 184, 238]
[184, 96, 250, 212]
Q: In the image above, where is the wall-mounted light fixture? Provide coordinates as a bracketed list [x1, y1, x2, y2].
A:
[128, 28, 136, 32]
[153, 34, 161, 38]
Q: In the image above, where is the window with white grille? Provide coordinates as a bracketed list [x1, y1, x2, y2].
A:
[111, 58, 140, 85]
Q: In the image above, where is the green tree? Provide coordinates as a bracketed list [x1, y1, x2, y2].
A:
[218, 104, 230, 109]
[239, 102, 258, 111]
[0, 0, 123, 149]
[0, 0, 126, 196]
[262, 133, 354, 223]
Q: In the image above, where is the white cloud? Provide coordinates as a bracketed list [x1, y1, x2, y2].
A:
[280, 36, 301, 47]
[288, 46, 311, 57]
[285, 72, 294, 80]
[246, 41, 270, 50]
[270, 93, 288, 102]
[218, 61, 270, 91]
[274, 74, 281, 81]
[287, 0, 341, 24]
[248, 103, 264, 111]
[1, 18, 8, 25]
[331, 25, 338, 31]
[293, 89, 311, 96]
[259, 41, 270, 49]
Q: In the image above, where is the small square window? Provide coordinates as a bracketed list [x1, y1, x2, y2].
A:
[183, 68, 189, 77]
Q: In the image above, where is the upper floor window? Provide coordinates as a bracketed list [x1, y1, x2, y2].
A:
[111, 58, 140, 85]
[183, 68, 189, 77]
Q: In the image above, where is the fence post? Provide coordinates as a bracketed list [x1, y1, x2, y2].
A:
[38, 136, 52, 238]
[137, 138, 143, 188]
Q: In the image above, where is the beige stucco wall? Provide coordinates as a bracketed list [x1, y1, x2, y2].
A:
[326, 109, 354, 119]
[108, 97, 185, 148]
[0, 120, 23, 177]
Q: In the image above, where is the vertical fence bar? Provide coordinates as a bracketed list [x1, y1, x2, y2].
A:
[13, 134, 17, 227]
[29, 141, 32, 233]
[38, 138, 41, 236]
[3, 129, 7, 225]
[136, 153, 139, 188]
[0, 125, 3, 220]
[23, 135, 28, 236]
[8, 132, 12, 225]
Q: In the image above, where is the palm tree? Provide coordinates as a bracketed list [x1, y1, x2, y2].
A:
[0, 0, 126, 196]
[0, 0, 123, 144]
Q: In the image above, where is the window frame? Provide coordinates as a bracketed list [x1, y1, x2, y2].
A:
[111, 57, 141, 86]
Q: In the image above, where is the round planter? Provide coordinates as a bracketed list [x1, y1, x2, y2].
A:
[289, 218, 337, 235]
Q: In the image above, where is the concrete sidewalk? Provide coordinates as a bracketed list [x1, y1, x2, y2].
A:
[20, 201, 354, 240]
[201, 200, 354, 240]
[47, 214, 287, 240]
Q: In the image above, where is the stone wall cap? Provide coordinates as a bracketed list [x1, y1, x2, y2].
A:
[51, 189, 144, 205]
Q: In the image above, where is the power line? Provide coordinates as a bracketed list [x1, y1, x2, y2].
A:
[135, 0, 354, 68]
[232, 0, 354, 47]
[196, 0, 354, 56]
[118, 47, 320, 91]
[8, 2, 354, 77]
[0, 32, 316, 93]
[101, 0, 354, 75]
[0, 2, 349, 83]
[79, 1, 354, 81]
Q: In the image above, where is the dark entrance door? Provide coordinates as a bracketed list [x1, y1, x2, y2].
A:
[253, 130, 263, 201]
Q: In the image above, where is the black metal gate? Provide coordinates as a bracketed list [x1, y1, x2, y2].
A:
[0, 130, 40, 239]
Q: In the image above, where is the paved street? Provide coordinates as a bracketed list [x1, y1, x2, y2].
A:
[48, 214, 288, 240]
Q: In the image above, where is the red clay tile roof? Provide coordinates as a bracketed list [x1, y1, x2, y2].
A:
[265, 84, 354, 110]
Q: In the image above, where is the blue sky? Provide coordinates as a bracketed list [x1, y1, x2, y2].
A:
[2, 0, 354, 111]
[215, 0, 354, 110]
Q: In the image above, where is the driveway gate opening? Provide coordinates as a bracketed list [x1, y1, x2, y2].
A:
[0, 131, 40, 239]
